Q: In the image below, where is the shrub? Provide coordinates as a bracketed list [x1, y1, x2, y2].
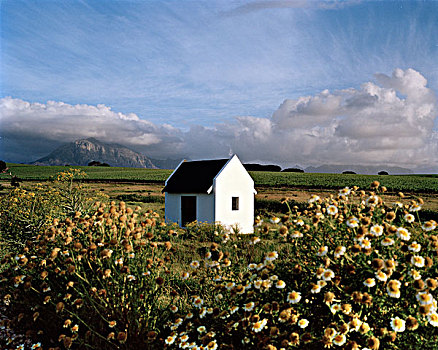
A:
[2, 181, 438, 349]
[161, 185, 438, 349]
[0, 202, 177, 349]
[0, 169, 97, 252]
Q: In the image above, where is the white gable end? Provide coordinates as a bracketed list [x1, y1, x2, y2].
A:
[213, 155, 255, 233]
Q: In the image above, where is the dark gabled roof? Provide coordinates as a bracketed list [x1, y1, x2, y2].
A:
[162, 159, 229, 193]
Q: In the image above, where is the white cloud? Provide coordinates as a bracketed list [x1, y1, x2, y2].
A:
[1, 68, 437, 170]
[0, 97, 183, 161]
[180, 68, 438, 169]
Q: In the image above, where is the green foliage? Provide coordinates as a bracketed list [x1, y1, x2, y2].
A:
[250, 171, 438, 193]
[0, 169, 102, 252]
[2, 163, 438, 193]
[0, 163, 172, 182]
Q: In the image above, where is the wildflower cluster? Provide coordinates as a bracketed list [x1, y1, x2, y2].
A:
[1, 200, 177, 349]
[163, 183, 438, 349]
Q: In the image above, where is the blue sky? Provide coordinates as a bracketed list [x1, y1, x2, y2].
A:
[1, 0, 438, 170]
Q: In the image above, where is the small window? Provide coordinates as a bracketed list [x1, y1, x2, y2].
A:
[232, 197, 239, 211]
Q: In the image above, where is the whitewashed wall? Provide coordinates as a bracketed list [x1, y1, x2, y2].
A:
[214, 156, 255, 233]
[164, 193, 180, 224]
[196, 194, 215, 224]
[164, 193, 215, 226]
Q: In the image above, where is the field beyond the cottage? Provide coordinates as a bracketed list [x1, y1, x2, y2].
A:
[1, 165, 438, 349]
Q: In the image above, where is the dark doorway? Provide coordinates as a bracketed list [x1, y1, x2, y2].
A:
[181, 196, 196, 226]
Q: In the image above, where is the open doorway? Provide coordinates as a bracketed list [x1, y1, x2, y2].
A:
[181, 196, 196, 226]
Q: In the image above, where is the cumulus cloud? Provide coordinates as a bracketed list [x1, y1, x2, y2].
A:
[1, 68, 437, 170]
[0, 97, 184, 162]
[181, 68, 437, 169]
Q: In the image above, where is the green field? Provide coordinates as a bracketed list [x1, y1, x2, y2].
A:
[1, 163, 437, 192]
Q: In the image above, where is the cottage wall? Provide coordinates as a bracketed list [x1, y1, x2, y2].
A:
[165, 193, 215, 226]
[214, 156, 255, 233]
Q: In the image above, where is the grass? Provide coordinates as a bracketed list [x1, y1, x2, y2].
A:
[2, 163, 438, 193]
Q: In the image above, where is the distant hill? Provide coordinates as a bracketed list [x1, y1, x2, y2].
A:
[304, 164, 413, 175]
[32, 138, 157, 168]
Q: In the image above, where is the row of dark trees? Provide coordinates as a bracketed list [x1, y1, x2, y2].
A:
[244, 163, 390, 175]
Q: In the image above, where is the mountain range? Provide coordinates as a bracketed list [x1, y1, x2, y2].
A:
[31, 138, 414, 174]
[33, 138, 159, 168]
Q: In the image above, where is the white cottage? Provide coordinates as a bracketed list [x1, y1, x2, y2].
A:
[163, 155, 256, 233]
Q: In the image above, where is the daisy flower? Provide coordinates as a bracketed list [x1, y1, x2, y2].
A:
[190, 260, 200, 269]
[411, 255, 425, 268]
[298, 319, 309, 328]
[387, 280, 401, 298]
[334, 246, 346, 258]
[358, 238, 372, 249]
[408, 242, 421, 252]
[291, 230, 303, 238]
[370, 225, 384, 237]
[181, 272, 190, 280]
[206, 340, 218, 350]
[249, 236, 261, 245]
[339, 187, 351, 197]
[310, 283, 321, 294]
[253, 280, 263, 289]
[365, 195, 379, 207]
[275, 280, 286, 289]
[327, 205, 338, 216]
[180, 334, 189, 343]
[318, 280, 327, 288]
[243, 302, 255, 312]
[409, 269, 422, 280]
[199, 307, 207, 318]
[416, 292, 434, 305]
[287, 291, 302, 304]
[375, 271, 388, 282]
[230, 306, 239, 314]
[270, 217, 280, 224]
[404, 213, 415, 223]
[409, 203, 422, 212]
[346, 217, 359, 228]
[364, 278, 376, 287]
[247, 263, 257, 270]
[316, 246, 328, 257]
[390, 317, 406, 332]
[127, 275, 136, 282]
[427, 312, 438, 327]
[308, 195, 320, 203]
[332, 334, 346, 346]
[265, 251, 278, 261]
[170, 305, 179, 313]
[422, 220, 437, 232]
[165, 336, 176, 345]
[252, 318, 268, 333]
[322, 269, 335, 281]
[381, 237, 395, 246]
[295, 218, 305, 226]
[330, 304, 342, 314]
[193, 297, 204, 308]
[396, 227, 411, 241]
